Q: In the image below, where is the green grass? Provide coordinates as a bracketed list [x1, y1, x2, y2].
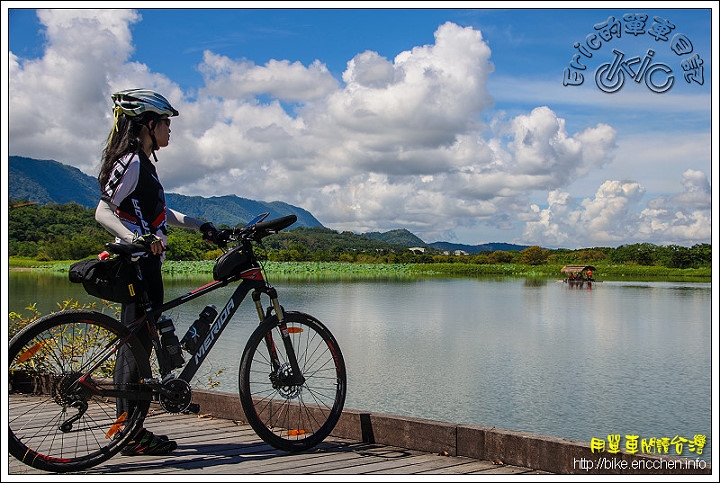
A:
[10, 257, 710, 282]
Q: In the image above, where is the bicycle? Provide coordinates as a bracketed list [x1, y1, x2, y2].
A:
[8, 213, 347, 473]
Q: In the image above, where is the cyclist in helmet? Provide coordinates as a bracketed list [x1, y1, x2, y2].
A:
[95, 88, 220, 456]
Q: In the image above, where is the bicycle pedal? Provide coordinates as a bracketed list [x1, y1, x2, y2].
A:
[184, 403, 200, 414]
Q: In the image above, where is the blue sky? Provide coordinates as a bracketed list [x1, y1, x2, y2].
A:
[3, 4, 716, 249]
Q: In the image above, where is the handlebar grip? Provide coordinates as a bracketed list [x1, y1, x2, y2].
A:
[254, 214, 297, 233]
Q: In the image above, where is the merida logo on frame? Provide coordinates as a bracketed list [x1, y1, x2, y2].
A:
[562, 13, 705, 94]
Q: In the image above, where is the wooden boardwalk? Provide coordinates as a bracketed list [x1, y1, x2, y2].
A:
[8, 410, 548, 476]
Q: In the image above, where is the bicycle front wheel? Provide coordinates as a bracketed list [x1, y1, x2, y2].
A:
[239, 311, 347, 452]
[8, 310, 152, 473]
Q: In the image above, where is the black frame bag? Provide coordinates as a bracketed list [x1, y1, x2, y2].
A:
[69, 257, 143, 303]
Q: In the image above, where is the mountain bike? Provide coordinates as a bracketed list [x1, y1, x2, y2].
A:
[8, 213, 347, 473]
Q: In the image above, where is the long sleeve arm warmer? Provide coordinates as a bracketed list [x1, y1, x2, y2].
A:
[166, 208, 205, 230]
[95, 199, 136, 244]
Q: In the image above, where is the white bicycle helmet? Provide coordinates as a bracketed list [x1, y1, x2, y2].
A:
[111, 89, 179, 117]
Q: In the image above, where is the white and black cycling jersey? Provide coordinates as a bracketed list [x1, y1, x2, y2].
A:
[100, 151, 168, 246]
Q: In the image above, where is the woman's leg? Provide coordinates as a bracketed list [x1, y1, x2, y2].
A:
[115, 256, 163, 417]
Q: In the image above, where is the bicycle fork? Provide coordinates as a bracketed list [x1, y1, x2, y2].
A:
[252, 287, 306, 387]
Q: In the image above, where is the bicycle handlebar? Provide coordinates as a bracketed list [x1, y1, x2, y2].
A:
[104, 214, 297, 256]
[221, 214, 297, 244]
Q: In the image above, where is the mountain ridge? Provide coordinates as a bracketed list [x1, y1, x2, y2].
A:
[9, 156, 531, 252]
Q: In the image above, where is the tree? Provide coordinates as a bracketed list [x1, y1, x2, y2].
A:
[611, 243, 658, 265]
[520, 246, 549, 265]
[166, 228, 210, 261]
[487, 250, 515, 264]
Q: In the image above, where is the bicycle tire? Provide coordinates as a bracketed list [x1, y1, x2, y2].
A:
[238, 311, 346, 452]
[8, 310, 152, 473]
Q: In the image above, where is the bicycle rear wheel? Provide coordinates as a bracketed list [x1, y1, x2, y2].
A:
[239, 311, 346, 452]
[8, 310, 152, 473]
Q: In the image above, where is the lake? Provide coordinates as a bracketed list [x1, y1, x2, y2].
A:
[6, 270, 713, 461]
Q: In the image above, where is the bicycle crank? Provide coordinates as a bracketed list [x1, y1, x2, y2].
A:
[158, 377, 192, 413]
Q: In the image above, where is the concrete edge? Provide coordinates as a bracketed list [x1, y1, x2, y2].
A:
[191, 389, 711, 475]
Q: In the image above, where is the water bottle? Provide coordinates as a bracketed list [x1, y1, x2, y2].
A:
[156, 315, 185, 368]
[181, 305, 217, 355]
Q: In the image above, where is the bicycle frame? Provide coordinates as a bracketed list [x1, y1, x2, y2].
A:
[126, 261, 302, 391]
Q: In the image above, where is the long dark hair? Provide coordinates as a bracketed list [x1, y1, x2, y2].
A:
[98, 112, 159, 189]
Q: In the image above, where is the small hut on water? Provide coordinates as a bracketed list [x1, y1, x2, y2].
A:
[561, 265, 597, 285]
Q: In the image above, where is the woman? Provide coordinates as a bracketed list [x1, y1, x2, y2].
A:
[95, 88, 219, 456]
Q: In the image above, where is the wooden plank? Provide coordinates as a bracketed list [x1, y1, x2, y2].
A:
[375, 454, 494, 474]
[360, 453, 470, 474]
[416, 459, 511, 474]
[232, 442, 413, 474]
[310, 448, 449, 475]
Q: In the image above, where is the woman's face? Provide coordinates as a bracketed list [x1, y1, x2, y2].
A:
[151, 116, 171, 148]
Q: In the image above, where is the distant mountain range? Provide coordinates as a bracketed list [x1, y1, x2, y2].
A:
[8, 156, 531, 252]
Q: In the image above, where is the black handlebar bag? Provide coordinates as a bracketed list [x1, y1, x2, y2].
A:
[213, 246, 253, 280]
[69, 257, 144, 304]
